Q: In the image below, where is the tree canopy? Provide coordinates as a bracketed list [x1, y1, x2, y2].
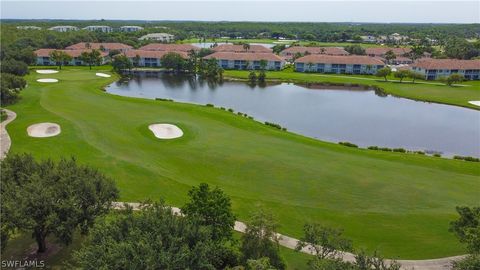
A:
[0, 153, 119, 253]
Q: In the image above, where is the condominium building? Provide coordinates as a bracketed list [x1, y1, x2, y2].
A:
[203, 52, 285, 70]
[411, 58, 480, 80]
[295, 55, 385, 74]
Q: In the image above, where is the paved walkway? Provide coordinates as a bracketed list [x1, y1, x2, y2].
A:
[113, 202, 464, 270]
[1, 109, 17, 160]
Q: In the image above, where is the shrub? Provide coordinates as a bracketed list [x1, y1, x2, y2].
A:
[392, 148, 406, 153]
[264, 122, 283, 130]
[453, 156, 480, 162]
[379, 147, 392, 152]
[206, 103, 214, 107]
[220, 107, 226, 110]
[433, 153, 442, 157]
[155, 98, 173, 102]
[367, 146, 379, 150]
[228, 108, 234, 113]
[248, 116, 254, 120]
[414, 151, 425, 155]
[339, 142, 358, 148]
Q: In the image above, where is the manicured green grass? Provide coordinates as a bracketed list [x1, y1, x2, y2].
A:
[224, 70, 480, 109]
[5, 67, 480, 260]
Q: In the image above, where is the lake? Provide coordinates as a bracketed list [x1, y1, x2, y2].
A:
[106, 73, 480, 157]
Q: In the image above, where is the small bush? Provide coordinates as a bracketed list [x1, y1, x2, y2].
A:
[248, 116, 254, 120]
[367, 146, 379, 150]
[237, 112, 243, 116]
[220, 107, 226, 110]
[433, 153, 442, 157]
[338, 142, 358, 148]
[228, 108, 234, 113]
[393, 148, 406, 153]
[265, 122, 283, 130]
[379, 147, 392, 152]
[413, 151, 425, 155]
[206, 103, 214, 107]
[155, 98, 174, 102]
[281, 127, 287, 131]
[453, 155, 480, 162]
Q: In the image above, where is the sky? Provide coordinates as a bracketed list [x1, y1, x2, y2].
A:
[1, 0, 479, 23]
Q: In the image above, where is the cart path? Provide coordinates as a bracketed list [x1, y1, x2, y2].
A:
[113, 202, 465, 270]
[1, 109, 17, 160]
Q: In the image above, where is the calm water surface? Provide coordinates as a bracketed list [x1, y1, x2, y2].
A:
[106, 73, 480, 157]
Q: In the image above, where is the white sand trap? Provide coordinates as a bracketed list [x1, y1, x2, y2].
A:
[468, 101, 480, 107]
[37, 78, 58, 83]
[96, 72, 111, 78]
[149, 124, 183, 139]
[27, 123, 61, 138]
[36, 69, 59, 74]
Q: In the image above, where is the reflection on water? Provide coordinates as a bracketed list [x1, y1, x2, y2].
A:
[107, 72, 480, 157]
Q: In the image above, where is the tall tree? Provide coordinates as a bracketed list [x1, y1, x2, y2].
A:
[112, 54, 133, 73]
[74, 201, 239, 269]
[79, 49, 102, 70]
[243, 43, 251, 52]
[384, 50, 396, 64]
[375, 67, 392, 81]
[393, 70, 410, 83]
[0, 73, 27, 105]
[181, 183, 236, 241]
[49, 50, 72, 70]
[240, 208, 285, 270]
[450, 206, 480, 270]
[0, 59, 29, 76]
[296, 223, 352, 260]
[161, 52, 186, 72]
[0, 154, 119, 252]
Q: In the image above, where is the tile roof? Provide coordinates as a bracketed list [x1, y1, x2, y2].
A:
[203, 52, 284, 62]
[365, 47, 411, 56]
[65, 42, 132, 50]
[295, 55, 385, 65]
[138, 44, 199, 52]
[281, 46, 349, 56]
[212, 44, 272, 53]
[34, 49, 108, 58]
[412, 58, 480, 70]
[124, 50, 188, 59]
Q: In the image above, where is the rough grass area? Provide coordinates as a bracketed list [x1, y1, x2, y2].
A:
[5, 67, 479, 260]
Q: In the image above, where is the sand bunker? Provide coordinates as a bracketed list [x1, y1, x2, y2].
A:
[36, 69, 59, 74]
[468, 101, 480, 107]
[27, 123, 61, 138]
[96, 73, 111, 78]
[149, 124, 183, 139]
[37, 78, 58, 83]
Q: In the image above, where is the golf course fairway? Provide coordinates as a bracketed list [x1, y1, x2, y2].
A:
[5, 67, 480, 259]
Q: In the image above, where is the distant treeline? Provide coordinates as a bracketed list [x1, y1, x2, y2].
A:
[2, 20, 479, 42]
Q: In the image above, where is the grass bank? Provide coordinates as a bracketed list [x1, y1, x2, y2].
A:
[4, 67, 479, 260]
[224, 70, 480, 110]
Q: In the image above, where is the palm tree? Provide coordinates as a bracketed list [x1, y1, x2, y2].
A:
[243, 43, 251, 52]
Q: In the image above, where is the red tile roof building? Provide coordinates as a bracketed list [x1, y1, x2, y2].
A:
[365, 47, 411, 57]
[65, 42, 132, 52]
[280, 46, 349, 60]
[212, 44, 272, 53]
[411, 58, 480, 80]
[34, 49, 108, 65]
[123, 50, 188, 67]
[138, 44, 199, 52]
[294, 55, 385, 74]
[204, 52, 285, 70]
